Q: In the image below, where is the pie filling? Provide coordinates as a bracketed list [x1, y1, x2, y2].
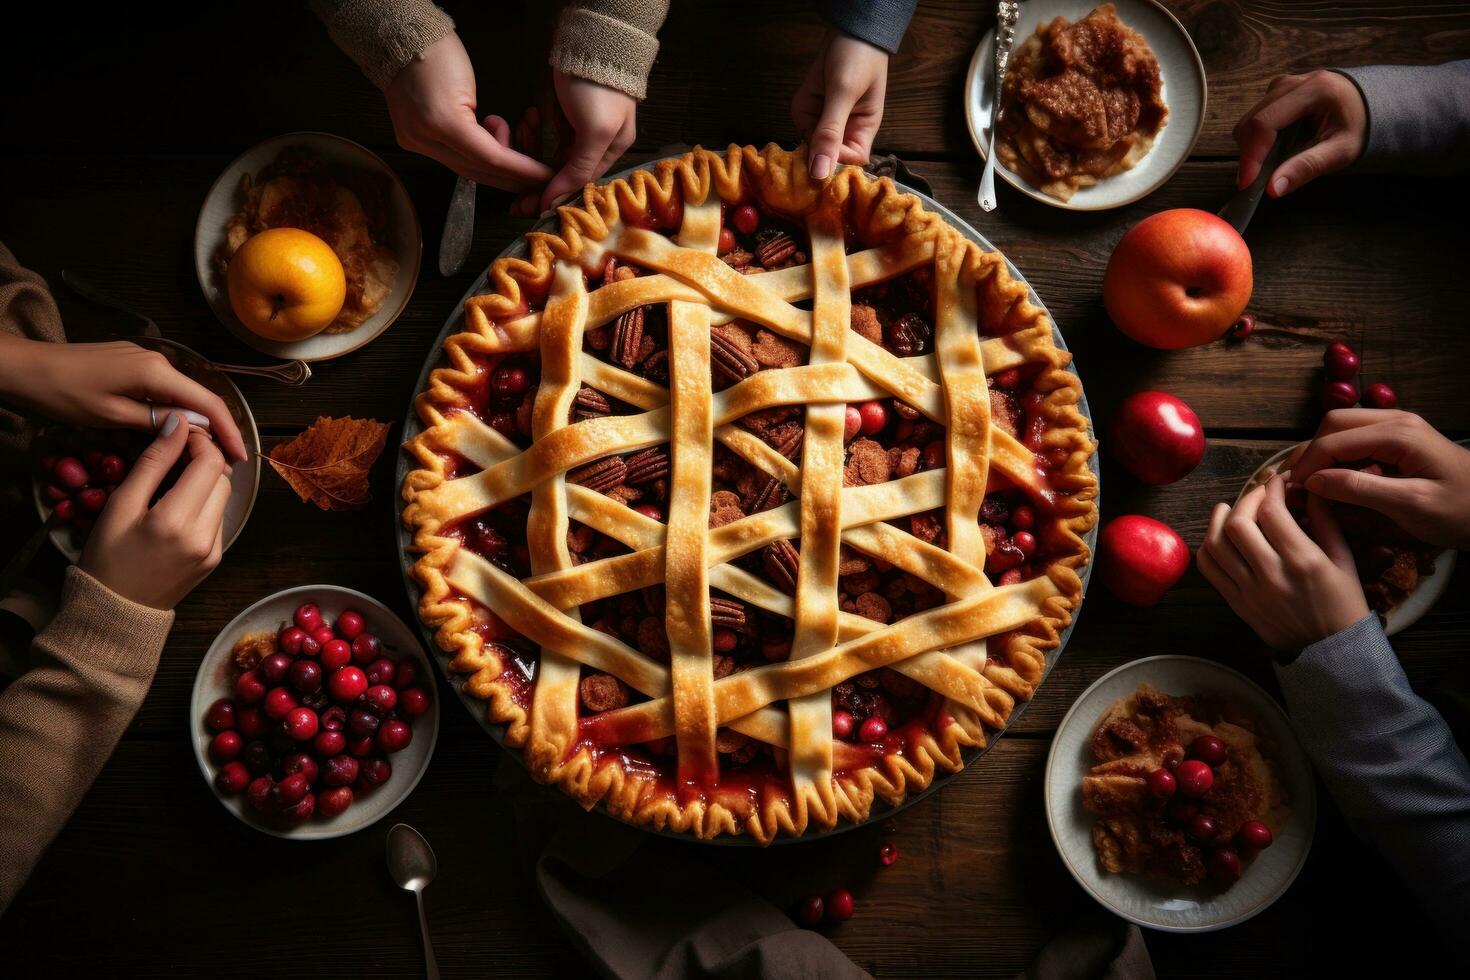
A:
[427, 190, 1081, 808]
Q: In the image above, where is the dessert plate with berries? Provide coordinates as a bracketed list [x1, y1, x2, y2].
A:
[191, 585, 439, 839]
[31, 336, 261, 562]
[1046, 656, 1315, 932]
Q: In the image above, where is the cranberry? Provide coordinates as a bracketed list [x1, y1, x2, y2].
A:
[205, 698, 236, 732]
[1229, 313, 1255, 341]
[276, 626, 306, 656]
[718, 227, 736, 255]
[318, 785, 354, 818]
[321, 638, 352, 670]
[52, 497, 75, 522]
[922, 440, 945, 471]
[1237, 820, 1273, 850]
[294, 602, 324, 633]
[998, 568, 1024, 586]
[826, 888, 855, 922]
[283, 752, 319, 786]
[246, 776, 274, 812]
[300, 634, 322, 658]
[97, 453, 127, 483]
[394, 659, 420, 690]
[1011, 530, 1037, 556]
[398, 688, 431, 718]
[237, 706, 269, 738]
[366, 657, 397, 686]
[843, 404, 862, 441]
[1320, 379, 1359, 411]
[363, 684, 398, 715]
[358, 757, 392, 789]
[993, 368, 1021, 390]
[1011, 504, 1035, 531]
[491, 365, 530, 402]
[289, 659, 322, 694]
[857, 400, 888, 435]
[1323, 341, 1360, 380]
[1207, 846, 1242, 884]
[796, 895, 824, 927]
[331, 666, 369, 703]
[351, 633, 381, 665]
[77, 486, 108, 513]
[315, 730, 347, 757]
[1168, 796, 1200, 823]
[712, 629, 738, 653]
[260, 653, 292, 685]
[320, 705, 347, 732]
[348, 707, 381, 738]
[272, 771, 310, 806]
[732, 204, 759, 235]
[489, 411, 517, 438]
[311, 625, 337, 649]
[235, 670, 267, 703]
[283, 792, 316, 823]
[1146, 768, 1177, 799]
[53, 456, 89, 490]
[322, 754, 360, 787]
[377, 719, 413, 753]
[263, 687, 297, 721]
[285, 707, 319, 741]
[1175, 759, 1214, 798]
[879, 841, 899, 866]
[1188, 735, 1227, 766]
[859, 716, 888, 742]
[241, 740, 274, 775]
[1363, 381, 1397, 409]
[1188, 813, 1219, 842]
[209, 730, 243, 763]
[336, 609, 366, 639]
[832, 709, 855, 739]
[214, 761, 251, 795]
[632, 503, 663, 521]
[348, 735, 376, 757]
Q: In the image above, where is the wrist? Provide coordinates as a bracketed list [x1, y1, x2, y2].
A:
[0, 334, 50, 406]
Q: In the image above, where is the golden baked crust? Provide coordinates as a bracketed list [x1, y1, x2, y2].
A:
[401, 144, 1098, 842]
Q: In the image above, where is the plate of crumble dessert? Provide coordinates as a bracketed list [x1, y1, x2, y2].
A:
[1046, 657, 1315, 931]
[397, 145, 1101, 844]
[1237, 443, 1461, 636]
[965, 1, 1206, 210]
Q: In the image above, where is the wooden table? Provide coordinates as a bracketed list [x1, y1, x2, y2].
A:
[2, 3, 1467, 976]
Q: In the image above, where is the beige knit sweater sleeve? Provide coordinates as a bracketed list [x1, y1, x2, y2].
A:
[0, 567, 173, 911]
[311, 0, 457, 90]
[549, 1, 672, 100]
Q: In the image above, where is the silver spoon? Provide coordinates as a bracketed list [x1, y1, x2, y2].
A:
[387, 823, 440, 980]
[978, 0, 1021, 212]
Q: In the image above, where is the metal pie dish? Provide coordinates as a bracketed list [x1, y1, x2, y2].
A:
[394, 159, 1102, 844]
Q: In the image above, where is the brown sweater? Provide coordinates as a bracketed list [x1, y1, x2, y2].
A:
[0, 243, 175, 913]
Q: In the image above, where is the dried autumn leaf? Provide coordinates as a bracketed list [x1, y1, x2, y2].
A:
[267, 416, 390, 511]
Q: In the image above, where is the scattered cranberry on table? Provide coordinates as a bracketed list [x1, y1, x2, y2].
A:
[1362, 381, 1397, 409]
[795, 895, 825, 927]
[1323, 341, 1360, 380]
[826, 888, 855, 922]
[879, 841, 899, 866]
[203, 603, 431, 826]
[1228, 313, 1254, 341]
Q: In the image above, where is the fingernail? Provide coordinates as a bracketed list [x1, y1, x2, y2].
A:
[159, 412, 181, 437]
[182, 409, 211, 430]
[811, 154, 833, 180]
[1270, 176, 1289, 196]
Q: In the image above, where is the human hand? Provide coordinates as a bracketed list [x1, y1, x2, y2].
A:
[80, 414, 232, 610]
[791, 31, 890, 180]
[385, 33, 553, 193]
[1286, 408, 1470, 551]
[0, 337, 246, 462]
[1233, 69, 1366, 197]
[536, 72, 638, 213]
[1197, 474, 1370, 651]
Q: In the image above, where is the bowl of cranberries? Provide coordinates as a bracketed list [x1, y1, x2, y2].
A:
[191, 586, 439, 838]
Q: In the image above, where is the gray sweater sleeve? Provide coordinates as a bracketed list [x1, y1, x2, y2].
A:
[815, 0, 918, 54]
[1274, 614, 1470, 951]
[1336, 61, 1470, 173]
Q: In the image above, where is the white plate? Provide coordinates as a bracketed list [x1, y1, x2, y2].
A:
[965, 0, 1207, 211]
[1045, 656, 1316, 932]
[31, 337, 261, 563]
[1237, 443, 1460, 637]
[194, 132, 422, 362]
[190, 585, 440, 840]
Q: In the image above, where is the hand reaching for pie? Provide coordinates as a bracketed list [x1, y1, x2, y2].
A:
[1233, 69, 1367, 197]
[80, 416, 232, 610]
[1197, 474, 1370, 652]
[535, 72, 639, 214]
[384, 33, 553, 193]
[791, 30, 890, 179]
[1287, 409, 1470, 552]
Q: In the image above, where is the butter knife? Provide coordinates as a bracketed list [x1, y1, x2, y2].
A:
[438, 176, 476, 277]
[1217, 119, 1316, 235]
[978, 0, 1021, 212]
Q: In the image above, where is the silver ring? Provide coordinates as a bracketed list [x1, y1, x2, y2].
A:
[149, 404, 157, 430]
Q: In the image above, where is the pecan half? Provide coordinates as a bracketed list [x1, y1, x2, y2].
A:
[572, 385, 612, 420]
[641, 350, 670, 384]
[710, 329, 759, 382]
[710, 596, 747, 629]
[748, 476, 789, 513]
[611, 307, 647, 369]
[887, 312, 931, 356]
[763, 540, 800, 595]
[755, 231, 798, 268]
[568, 456, 627, 494]
[625, 447, 670, 484]
[769, 424, 804, 459]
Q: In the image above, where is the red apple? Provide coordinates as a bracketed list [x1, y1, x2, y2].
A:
[1098, 515, 1189, 606]
[1104, 209, 1253, 350]
[1111, 391, 1205, 485]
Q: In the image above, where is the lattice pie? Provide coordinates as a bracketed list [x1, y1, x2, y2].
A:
[401, 145, 1098, 841]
